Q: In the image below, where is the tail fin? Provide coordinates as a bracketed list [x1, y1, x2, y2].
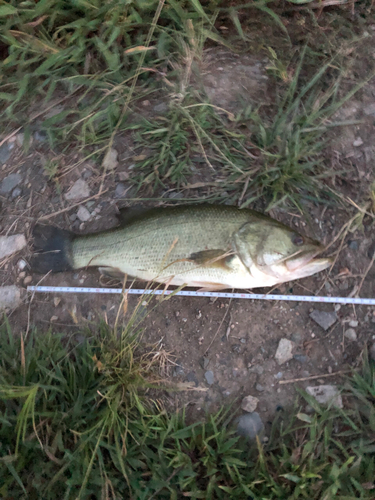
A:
[30, 225, 75, 274]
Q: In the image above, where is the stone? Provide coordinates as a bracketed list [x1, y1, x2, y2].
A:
[241, 395, 259, 413]
[348, 320, 358, 327]
[11, 187, 22, 199]
[0, 173, 22, 195]
[64, 179, 90, 201]
[186, 371, 198, 387]
[0, 234, 27, 260]
[249, 364, 264, 375]
[16, 133, 25, 147]
[255, 383, 264, 392]
[204, 370, 214, 385]
[294, 354, 308, 364]
[34, 130, 48, 142]
[309, 310, 338, 331]
[153, 102, 168, 114]
[306, 385, 343, 408]
[344, 328, 357, 341]
[364, 102, 375, 116]
[114, 183, 127, 198]
[236, 412, 264, 440]
[23, 276, 32, 285]
[118, 171, 129, 181]
[77, 205, 91, 222]
[353, 137, 363, 147]
[102, 148, 118, 170]
[0, 143, 12, 164]
[275, 338, 294, 365]
[348, 240, 359, 251]
[0, 286, 23, 310]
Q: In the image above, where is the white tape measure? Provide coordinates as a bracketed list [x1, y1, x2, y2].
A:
[27, 286, 375, 306]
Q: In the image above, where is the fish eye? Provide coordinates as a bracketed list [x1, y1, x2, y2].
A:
[292, 234, 304, 246]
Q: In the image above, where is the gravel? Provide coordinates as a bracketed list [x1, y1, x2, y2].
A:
[0, 173, 22, 195]
[0, 234, 27, 260]
[275, 338, 294, 365]
[241, 395, 259, 413]
[306, 385, 343, 408]
[204, 370, 214, 385]
[64, 179, 90, 201]
[0, 286, 23, 310]
[309, 310, 338, 331]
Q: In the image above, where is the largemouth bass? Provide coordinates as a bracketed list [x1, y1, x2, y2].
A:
[30, 204, 331, 290]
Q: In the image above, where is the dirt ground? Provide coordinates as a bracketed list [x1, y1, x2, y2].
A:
[1, 16, 375, 425]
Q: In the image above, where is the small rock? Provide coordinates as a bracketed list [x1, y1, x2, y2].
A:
[114, 183, 127, 198]
[201, 356, 209, 369]
[294, 354, 308, 364]
[231, 344, 242, 354]
[364, 103, 375, 116]
[19, 271, 26, 279]
[236, 412, 264, 441]
[16, 133, 25, 147]
[344, 328, 357, 341]
[11, 187, 22, 199]
[348, 240, 359, 251]
[17, 259, 27, 271]
[173, 364, 185, 377]
[69, 213, 77, 222]
[53, 297, 61, 307]
[0, 286, 23, 310]
[118, 171, 129, 181]
[102, 148, 118, 170]
[369, 343, 375, 361]
[204, 370, 214, 385]
[306, 385, 343, 408]
[0, 234, 27, 259]
[353, 137, 363, 147]
[168, 191, 184, 199]
[64, 179, 90, 201]
[275, 338, 294, 365]
[309, 310, 337, 331]
[0, 143, 12, 164]
[255, 383, 264, 392]
[34, 130, 48, 143]
[0, 173, 22, 195]
[185, 371, 198, 387]
[153, 102, 168, 114]
[50, 316, 58, 322]
[77, 205, 91, 222]
[249, 364, 264, 375]
[348, 319, 358, 327]
[23, 276, 32, 285]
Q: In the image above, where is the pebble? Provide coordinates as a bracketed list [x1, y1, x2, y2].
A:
[309, 310, 337, 331]
[364, 103, 375, 116]
[0, 234, 27, 260]
[353, 137, 364, 147]
[34, 130, 48, 142]
[23, 276, 32, 285]
[231, 344, 242, 354]
[306, 385, 343, 408]
[249, 364, 264, 375]
[185, 372, 199, 387]
[255, 383, 264, 392]
[0, 285, 23, 310]
[0, 173, 22, 195]
[236, 412, 264, 441]
[348, 320, 358, 327]
[204, 370, 214, 385]
[0, 143, 12, 164]
[50, 316, 58, 322]
[153, 102, 168, 114]
[348, 240, 359, 251]
[294, 354, 308, 364]
[11, 187, 22, 199]
[16, 133, 25, 147]
[102, 147, 118, 170]
[344, 328, 357, 341]
[19, 271, 26, 279]
[275, 338, 294, 365]
[173, 364, 185, 377]
[201, 357, 209, 369]
[53, 297, 61, 307]
[77, 205, 91, 222]
[17, 259, 27, 271]
[240, 338, 246, 344]
[118, 171, 129, 181]
[114, 183, 126, 198]
[64, 179, 90, 201]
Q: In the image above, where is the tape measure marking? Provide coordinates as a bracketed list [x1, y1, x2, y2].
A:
[27, 286, 375, 306]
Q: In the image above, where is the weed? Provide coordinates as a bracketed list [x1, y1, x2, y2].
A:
[0, 314, 374, 499]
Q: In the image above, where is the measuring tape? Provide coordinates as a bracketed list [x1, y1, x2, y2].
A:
[27, 286, 375, 306]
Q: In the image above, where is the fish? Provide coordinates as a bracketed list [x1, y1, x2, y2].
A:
[30, 204, 332, 290]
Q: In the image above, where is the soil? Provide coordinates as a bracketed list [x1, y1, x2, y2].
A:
[1, 9, 375, 425]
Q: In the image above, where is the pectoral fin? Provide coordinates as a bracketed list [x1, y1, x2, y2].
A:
[188, 249, 234, 270]
[98, 266, 126, 279]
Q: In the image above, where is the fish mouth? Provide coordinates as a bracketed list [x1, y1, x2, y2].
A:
[285, 248, 332, 276]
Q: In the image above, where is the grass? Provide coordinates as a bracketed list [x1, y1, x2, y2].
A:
[1, 0, 373, 211]
[0, 313, 374, 499]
